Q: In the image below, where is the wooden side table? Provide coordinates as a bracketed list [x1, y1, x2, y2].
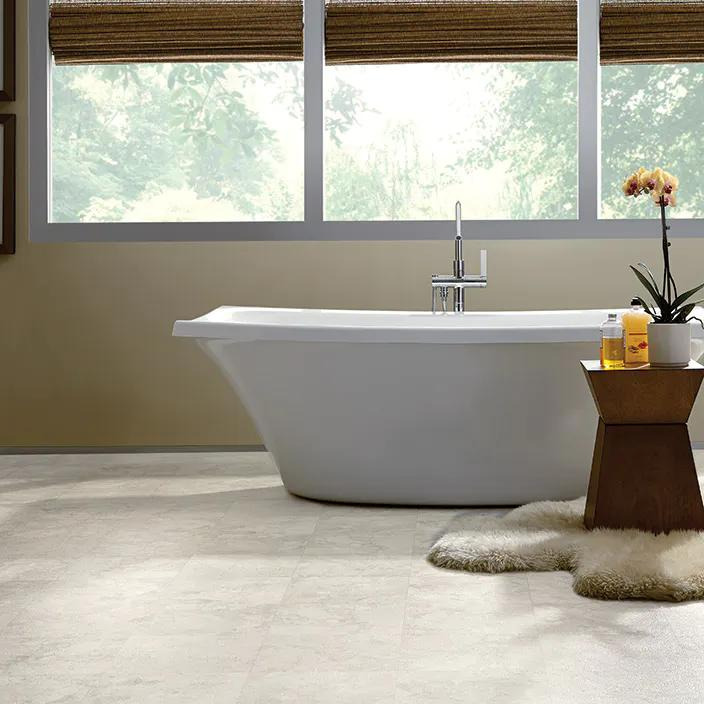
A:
[581, 360, 704, 534]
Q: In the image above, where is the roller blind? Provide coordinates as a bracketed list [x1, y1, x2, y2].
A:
[601, 1, 704, 65]
[325, 0, 578, 65]
[49, 0, 304, 65]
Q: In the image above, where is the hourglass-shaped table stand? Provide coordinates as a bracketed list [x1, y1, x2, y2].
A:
[581, 360, 704, 534]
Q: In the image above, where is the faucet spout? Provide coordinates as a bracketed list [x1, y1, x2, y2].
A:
[453, 201, 465, 279]
[431, 200, 488, 313]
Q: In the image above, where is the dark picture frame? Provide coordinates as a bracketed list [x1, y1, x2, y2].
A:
[0, 114, 15, 254]
[0, 0, 15, 102]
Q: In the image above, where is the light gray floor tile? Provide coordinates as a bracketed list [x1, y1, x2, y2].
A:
[238, 671, 397, 704]
[406, 570, 533, 620]
[119, 632, 264, 673]
[178, 554, 301, 580]
[302, 508, 417, 560]
[252, 622, 403, 673]
[84, 671, 249, 704]
[275, 574, 409, 629]
[142, 576, 290, 637]
[400, 610, 541, 672]
[396, 668, 555, 704]
[1, 675, 94, 704]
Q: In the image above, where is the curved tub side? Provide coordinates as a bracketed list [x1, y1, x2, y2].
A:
[200, 338, 596, 506]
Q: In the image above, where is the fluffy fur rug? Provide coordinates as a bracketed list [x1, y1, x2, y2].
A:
[428, 497, 704, 601]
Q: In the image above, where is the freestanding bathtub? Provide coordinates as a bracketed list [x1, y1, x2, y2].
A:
[173, 307, 704, 506]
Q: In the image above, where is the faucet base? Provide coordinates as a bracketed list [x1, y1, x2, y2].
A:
[431, 249, 488, 313]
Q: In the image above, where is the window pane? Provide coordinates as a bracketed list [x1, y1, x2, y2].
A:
[51, 63, 303, 223]
[324, 62, 578, 221]
[601, 63, 704, 219]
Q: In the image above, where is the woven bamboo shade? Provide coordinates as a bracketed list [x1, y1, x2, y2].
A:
[325, 0, 577, 65]
[49, 0, 304, 65]
[51, 0, 704, 67]
[601, 1, 704, 65]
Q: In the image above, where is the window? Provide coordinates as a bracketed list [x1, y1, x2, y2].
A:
[30, 0, 704, 240]
[325, 62, 578, 221]
[52, 62, 304, 223]
[601, 63, 704, 219]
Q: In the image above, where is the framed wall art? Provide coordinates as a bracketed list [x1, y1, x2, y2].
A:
[0, 114, 16, 254]
[0, 0, 14, 102]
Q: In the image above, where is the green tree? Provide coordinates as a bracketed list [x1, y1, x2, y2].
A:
[601, 63, 704, 218]
[53, 63, 282, 221]
[326, 122, 433, 220]
[454, 62, 578, 219]
[461, 61, 704, 219]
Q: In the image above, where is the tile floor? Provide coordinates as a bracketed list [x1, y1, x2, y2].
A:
[1, 451, 703, 703]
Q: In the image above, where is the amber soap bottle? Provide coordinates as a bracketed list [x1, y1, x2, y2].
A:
[622, 298, 652, 366]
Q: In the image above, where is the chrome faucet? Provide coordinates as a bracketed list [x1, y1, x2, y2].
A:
[431, 201, 488, 313]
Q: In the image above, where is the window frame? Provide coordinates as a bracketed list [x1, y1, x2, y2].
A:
[28, 0, 704, 242]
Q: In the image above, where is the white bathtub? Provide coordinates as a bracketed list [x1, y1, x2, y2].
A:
[173, 307, 704, 506]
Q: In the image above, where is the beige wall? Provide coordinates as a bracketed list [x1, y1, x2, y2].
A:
[2, 0, 704, 447]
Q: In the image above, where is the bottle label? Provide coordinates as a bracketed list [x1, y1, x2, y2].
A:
[626, 332, 648, 362]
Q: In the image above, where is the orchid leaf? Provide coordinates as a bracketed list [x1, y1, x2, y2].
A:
[636, 262, 662, 296]
[682, 299, 704, 310]
[673, 300, 704, 323]
[635, 296, 659, 321]
[673, 304, 696, 323]
[671, 282, 704, 309]
[630, 265, 667, 310]
[689, 316, 704, 330]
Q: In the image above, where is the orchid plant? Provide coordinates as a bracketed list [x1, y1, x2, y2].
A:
[622, 167, 704, 327]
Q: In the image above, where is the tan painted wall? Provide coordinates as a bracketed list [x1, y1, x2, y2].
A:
[2, 1, 704, 447]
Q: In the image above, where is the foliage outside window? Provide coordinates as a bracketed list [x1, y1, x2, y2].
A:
[325, 62, 578, 221]
[52, 63, 305, 223]
[601, 63, 704, 219]
[54, 60, 580, 223]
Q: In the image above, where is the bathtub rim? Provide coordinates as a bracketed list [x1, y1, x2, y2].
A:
[173, 305, 704, 345]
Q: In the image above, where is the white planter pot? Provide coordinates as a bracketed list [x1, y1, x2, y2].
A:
[648, 323, 692, 368]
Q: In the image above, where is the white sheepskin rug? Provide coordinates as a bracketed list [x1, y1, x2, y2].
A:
[427, 497, 704, 602]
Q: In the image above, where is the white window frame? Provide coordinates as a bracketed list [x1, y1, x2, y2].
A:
[28, 0, 704, 241]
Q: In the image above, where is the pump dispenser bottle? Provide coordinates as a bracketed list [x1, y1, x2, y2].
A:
[622, 298, 652, 365]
